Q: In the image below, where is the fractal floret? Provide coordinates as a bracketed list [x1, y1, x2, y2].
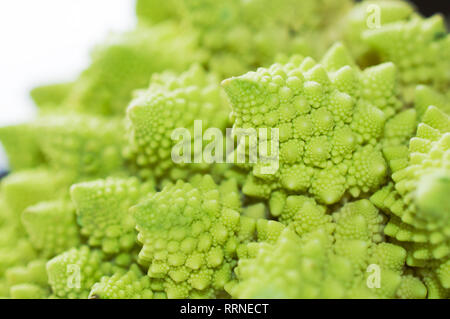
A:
[363, 14, 450, 96]
[125, 64, 231, 181]
[133, 175, 256, 298]
[0, 0, 449, 300]
[5, 259, 49, 299]
[223, 43, 398, 205]
[89, 264, 164, 299]
[21, 200, 80, 258]
[371, 105, 450, 296]
[0, 169, 75, 215]
[341, 0, 414, 65]
[232, 215, 426, 299]
[46, 246, 118, 299]
[32, 114, 126, 178]
[0, 124, 44, 171]
[342, 0, 450, 99]
[71, 177, 155, 254]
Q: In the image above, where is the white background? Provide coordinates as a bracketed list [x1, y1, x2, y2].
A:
[0, 0, 137, 170]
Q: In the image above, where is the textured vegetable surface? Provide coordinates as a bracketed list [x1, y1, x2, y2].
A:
[0, 0, 449, 299]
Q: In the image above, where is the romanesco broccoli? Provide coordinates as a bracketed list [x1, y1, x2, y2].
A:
[0, 0, 449, 300]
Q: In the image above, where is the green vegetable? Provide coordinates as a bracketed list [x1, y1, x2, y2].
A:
[89, 264, 160, 299]
[0, 0, 449, 299]
[133, 175, 254, 298]
[223, 43, 397, 204]
[341, 0, 450, 100]
[371, 105, 450, 294]
[71, 177, 154, 254]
